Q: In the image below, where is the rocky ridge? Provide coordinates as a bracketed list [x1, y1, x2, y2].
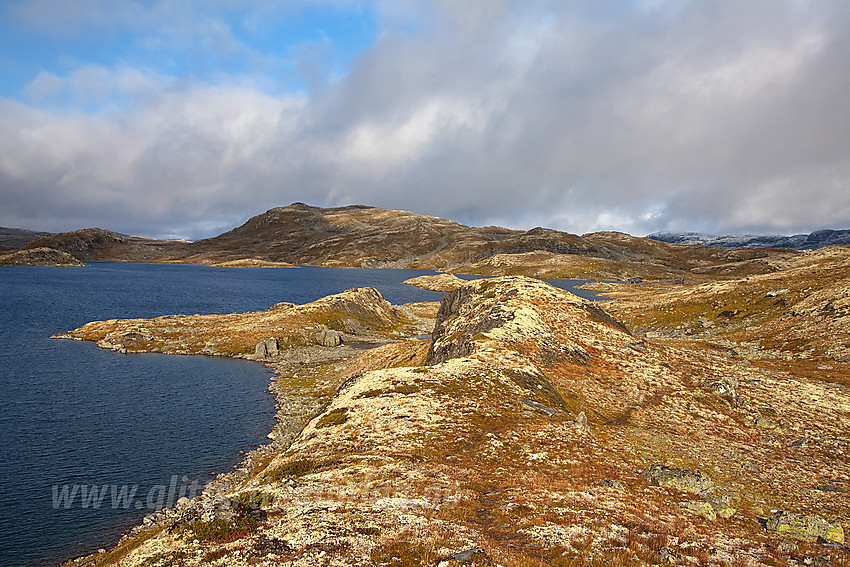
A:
[650, 229, 850, 250]
[60, 273, 850, 567]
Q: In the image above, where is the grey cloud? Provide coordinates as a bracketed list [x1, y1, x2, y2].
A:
[2, 0, 850, 238]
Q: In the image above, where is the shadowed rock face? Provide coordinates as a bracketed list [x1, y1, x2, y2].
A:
[61, 274, 850, 567]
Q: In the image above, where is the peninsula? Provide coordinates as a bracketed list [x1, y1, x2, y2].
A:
[56, 243, 850, 566]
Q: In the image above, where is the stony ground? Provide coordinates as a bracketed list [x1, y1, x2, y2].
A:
[60, 265, 850, 567]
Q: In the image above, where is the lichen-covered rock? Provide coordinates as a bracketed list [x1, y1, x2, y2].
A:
[679, 499, 716, 520]
[641, 465, 714, 494]
[518, 398, 558, 416]
[658, 546, 679, 564]
[438, 547, 494, 566]
[700, 375, 741, 406]
[425, 277, 611, 366]
[706, 493, 736, 519]
[58, 271, 850, 567]
[765, 510, 844, 544]
[403, 273, 467, 292]
[597, 478, 626, 490]
[314, 327, 343, 347]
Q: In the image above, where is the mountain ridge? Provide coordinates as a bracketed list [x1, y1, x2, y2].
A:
[3, 203, 846, 278]
[648, 228, 850, 250]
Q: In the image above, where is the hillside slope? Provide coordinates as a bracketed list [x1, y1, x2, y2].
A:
[596, 246, 850, 376]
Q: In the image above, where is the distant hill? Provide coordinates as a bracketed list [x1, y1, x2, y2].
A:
[4, 204, 818, 278]
[24, 228, 185, 262]
[0, 227, 50, 252]
[162, 202, 796, 278]
[648, 229, 850, 250]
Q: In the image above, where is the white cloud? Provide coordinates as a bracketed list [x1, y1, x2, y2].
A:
[2, 0, 850, 238]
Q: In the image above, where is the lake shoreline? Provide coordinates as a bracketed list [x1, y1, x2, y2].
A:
[58, 345, 369, 567]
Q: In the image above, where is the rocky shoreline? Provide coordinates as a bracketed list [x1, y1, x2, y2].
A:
[61, 345, 365, 567]
[56, 289, 437, 567]
[53, 272, 850, 566]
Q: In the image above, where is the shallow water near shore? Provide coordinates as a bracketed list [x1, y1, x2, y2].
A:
[0, 264, 598, 567]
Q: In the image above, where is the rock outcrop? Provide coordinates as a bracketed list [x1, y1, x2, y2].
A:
[765, 510, 844, 544]
[641, 465, 714, 494]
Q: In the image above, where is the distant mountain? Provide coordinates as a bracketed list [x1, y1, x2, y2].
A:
[160, 203, 796, 278]
[2, 204, 805, 278]
[648, 229, 850, 250]
[0, 227, 50, 252]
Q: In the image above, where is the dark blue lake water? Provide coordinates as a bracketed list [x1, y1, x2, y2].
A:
[0, 264, 599, 567]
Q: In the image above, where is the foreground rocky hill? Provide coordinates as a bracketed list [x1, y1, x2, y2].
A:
[58, 271, 850, 567]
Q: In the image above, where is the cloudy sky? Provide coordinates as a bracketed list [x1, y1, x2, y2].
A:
[1, 0, 849, 240]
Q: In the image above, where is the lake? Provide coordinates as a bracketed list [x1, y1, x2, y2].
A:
[0, 264, 600, 567]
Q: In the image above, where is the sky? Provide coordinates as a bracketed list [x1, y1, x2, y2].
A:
[1, 0, 849, 240]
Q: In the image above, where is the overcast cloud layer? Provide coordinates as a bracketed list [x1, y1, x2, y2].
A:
[1, 0, 849, 239]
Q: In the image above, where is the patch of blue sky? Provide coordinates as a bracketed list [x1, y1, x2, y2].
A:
[0, 2, 380, 109]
